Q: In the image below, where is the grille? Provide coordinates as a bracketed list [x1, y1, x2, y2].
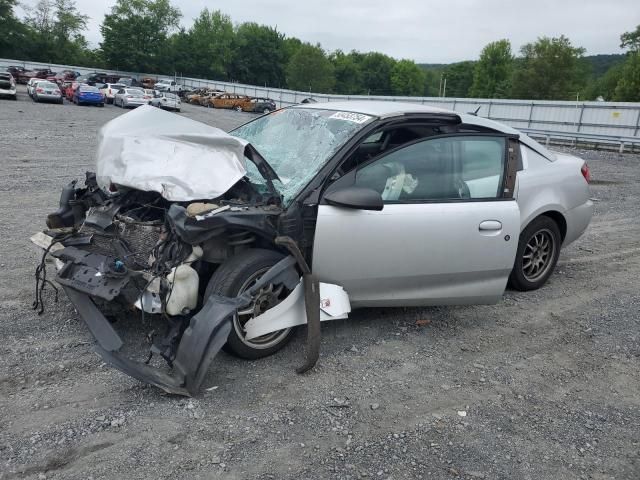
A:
[80, 219, 162, 262]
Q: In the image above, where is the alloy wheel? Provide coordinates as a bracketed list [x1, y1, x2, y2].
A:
[233, 267, 291, 349]
[522, 228, 556, 282]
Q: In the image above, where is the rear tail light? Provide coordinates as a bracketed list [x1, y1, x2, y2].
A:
[36, 88, 44, 93]
[581, 163, 591, 183]
[126, 95, 133, 98]
[53, 90, 60, 95]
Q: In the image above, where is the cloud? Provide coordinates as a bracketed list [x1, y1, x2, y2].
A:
[18, 0, 640, 62]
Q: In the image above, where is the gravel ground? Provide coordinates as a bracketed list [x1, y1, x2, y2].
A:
[0, 86, 639, 480]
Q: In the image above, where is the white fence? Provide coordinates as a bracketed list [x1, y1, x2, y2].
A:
[3, 57, 640, 141]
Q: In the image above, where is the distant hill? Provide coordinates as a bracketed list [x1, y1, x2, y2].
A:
[584, 54, 626, 77]
[419, 54, 626, 79]
[418, 63, 448, 72]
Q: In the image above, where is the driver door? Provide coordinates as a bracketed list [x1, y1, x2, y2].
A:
[312, 134, 521, 307]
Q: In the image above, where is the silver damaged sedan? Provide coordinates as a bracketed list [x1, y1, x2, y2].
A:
[33, 102, 592, 395]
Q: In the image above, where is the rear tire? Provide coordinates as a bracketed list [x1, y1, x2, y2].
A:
[205, 249, 295, 360]
[234, 105, 242, 112]
[509, 215, 562, 291]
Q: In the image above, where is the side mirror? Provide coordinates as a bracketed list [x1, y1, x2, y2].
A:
[324, 186, 383, 211]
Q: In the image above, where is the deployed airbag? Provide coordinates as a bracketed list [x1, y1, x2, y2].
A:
[96, 105, 249, 201]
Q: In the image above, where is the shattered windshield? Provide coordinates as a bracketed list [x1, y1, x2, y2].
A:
[231, 108, 373, 204]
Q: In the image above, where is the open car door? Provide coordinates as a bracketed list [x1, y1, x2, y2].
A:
[312, 134, 521, 307]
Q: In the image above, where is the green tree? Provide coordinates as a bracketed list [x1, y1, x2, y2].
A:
[620, 25, 640, 51]
[613, 25, 640, 101]
[390, 59, 425, 96]
[283, 37, 303, 64]
[442, 61, 475, 97]
[21, 0, 89, 64]
[469, 39, 513, 98]
[613, 53, 640, 101]
[286, 43, 334, 92]
[0, 0, 28, 58]
[420, 67, 442, 96]
[360, 52, 396, 95]
[184, 9, 233, 79]
[330, 50, 364, 94]
[511, 36, 587, 100]
[584, 62, 624, 100]
[100, 0, 181, 73]
[229, 23, 286, 87]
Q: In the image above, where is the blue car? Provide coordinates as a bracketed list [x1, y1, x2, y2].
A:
[73, 85, 104, 107]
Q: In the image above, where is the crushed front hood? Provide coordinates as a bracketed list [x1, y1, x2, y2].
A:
[96, 105, 250, 201]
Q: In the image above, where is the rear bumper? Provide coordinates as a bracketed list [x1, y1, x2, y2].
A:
[563, 200, 594, 246]
[124, 100, 148, 107]
[0, 86, 16, 96]
[36, 93, 62, 101]
[78, 97, 103, 104]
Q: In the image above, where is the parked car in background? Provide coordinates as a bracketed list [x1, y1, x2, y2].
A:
[51, 70, 78, 86]
[142, 89, 154, 101]
[73, 85, 104, 106]
[154, 79, 184, 95]
[243, 97, 277, 114]
[198, 91, 219, 106]
[149, 91, 181, 111]
[141, 77, 156, 89]
[118, 77, 141, 87]
[60, 81, 73, 98]
[64, 81, 80, 100]
[27, 78, 45, 97]
[6, 66, 32, 84]
[34, 68, 55, 79]
[189, 88, 224, 105]
[210, 93, 252, 111]
[114, 88, 147, 108]
[99, 83, 126, 104]
[32, 81, 63, 104]
[76, 72, 120, 86]
[14, 68, 36, 84]
[0, 72, 17, 100]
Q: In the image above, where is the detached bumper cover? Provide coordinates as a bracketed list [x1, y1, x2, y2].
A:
[64, 286, 232, 396]
[61, 255, 299, 396]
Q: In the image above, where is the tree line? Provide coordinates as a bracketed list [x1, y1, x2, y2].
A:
[1, 0, 639, 101]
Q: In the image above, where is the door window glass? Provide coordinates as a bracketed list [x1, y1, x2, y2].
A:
[354, 136, 506, 202]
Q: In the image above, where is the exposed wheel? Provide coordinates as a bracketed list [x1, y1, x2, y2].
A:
[263, 108, 271, 114]
[509, 215, 562, 291]
[234, 105, 242, 112]
[205, 249, 295, 359]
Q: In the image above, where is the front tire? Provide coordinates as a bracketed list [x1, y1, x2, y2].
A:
[205, 249, 295, 359]
[509, 215, 562, 291]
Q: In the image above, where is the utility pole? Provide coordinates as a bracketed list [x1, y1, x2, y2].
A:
[443, 76, 447, 98]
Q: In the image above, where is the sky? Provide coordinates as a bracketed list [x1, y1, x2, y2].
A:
[18, 0, 640, 63]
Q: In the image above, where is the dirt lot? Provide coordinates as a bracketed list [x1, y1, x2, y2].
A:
[0, 86, 639, 480]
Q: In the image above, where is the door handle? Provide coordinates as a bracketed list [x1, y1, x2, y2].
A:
[479, 220, 502, 231]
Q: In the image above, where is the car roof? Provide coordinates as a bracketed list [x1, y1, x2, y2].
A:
[293, 100, 555, 160]
[293, 100, 451, 118]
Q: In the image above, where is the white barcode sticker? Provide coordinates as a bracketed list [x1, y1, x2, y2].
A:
[329, 111, 372, 124]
